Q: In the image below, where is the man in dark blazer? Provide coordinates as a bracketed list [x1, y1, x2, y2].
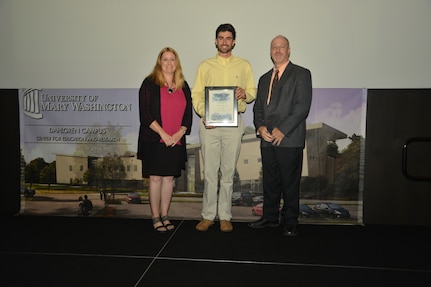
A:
[249, 35, 312, 237]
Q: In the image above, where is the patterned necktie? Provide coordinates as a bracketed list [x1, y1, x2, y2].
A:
[267, 69, 279, 104]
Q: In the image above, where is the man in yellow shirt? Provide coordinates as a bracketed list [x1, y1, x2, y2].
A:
[192, 23, 256, 232]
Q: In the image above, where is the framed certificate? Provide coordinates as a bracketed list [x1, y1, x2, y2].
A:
[205, 86, 238, 127]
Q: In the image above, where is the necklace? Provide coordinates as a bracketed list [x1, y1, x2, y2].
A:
[165, 82, 175, 94]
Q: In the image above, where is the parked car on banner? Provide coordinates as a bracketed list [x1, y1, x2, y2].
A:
[21, 186, 35, 198]
[251, 202, 283, 217]
[125, 193, 142, 204]
[232, 191, 254, 206]
[311, 202, 351, 218]
[299, 204, 319, 218]
[252, 195, 264, 204]
[251, 202, 263, 217]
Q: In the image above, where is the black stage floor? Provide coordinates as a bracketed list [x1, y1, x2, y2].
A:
[1, 215, 430, 287]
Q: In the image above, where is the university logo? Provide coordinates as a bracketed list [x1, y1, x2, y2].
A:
[23, 88, 43, 119]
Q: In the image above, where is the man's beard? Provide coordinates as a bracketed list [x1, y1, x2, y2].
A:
[216, 45, 234, 53]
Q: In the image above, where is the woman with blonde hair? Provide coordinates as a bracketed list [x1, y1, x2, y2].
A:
[137, 47, 192, 233]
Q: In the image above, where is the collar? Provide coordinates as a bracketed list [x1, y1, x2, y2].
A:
[216, 53, 233, 64]
[274, 60, 289, 76]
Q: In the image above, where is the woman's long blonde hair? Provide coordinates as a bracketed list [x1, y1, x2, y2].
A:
[148, 47, 185, 90]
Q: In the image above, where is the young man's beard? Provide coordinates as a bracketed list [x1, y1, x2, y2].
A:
[216, 44, 235, 54]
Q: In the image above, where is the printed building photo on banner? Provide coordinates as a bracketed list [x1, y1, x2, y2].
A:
[19, 88, 366, 224]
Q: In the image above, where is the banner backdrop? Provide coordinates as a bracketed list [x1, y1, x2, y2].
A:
[20, 88, 138, 164]
[19, 88, 366, 224]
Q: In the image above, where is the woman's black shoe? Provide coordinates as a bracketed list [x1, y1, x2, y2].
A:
[161, 215, 175, 231]
[152, 217, 167, 233]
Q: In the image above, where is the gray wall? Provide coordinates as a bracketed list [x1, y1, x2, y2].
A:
[1, 0, 431, 89]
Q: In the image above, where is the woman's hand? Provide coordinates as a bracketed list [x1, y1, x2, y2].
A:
[159, 131, 176, 147]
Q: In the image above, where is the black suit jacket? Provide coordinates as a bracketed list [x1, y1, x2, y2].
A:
[253, 61, 312, 148]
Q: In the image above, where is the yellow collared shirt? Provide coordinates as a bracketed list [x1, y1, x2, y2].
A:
[192, 53, 257, 118]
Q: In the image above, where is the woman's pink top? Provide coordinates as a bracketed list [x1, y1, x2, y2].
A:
[160, 86, 186, 145]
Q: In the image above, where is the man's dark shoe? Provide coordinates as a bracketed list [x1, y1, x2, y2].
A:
[248, 218, 279, 229]
[283, 224, 298, 237]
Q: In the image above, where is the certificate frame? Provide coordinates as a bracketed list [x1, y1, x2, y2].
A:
[205, 86, 238, 127]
